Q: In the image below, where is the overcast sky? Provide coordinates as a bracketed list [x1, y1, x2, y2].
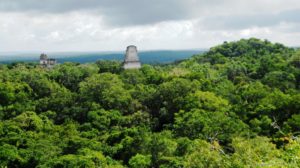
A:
[0, 0, 300, 52]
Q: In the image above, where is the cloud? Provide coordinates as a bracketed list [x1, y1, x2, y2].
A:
[198, 9, 300, 30]
[0, 0, 193, 25]
[0, 0, 300, 51]
[1, 0, 299, 26]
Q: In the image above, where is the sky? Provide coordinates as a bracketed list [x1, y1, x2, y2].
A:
[0, 0, 300, 52]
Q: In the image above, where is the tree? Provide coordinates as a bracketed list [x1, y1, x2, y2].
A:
[0, 82, 33, 119]
[174, 109, 246, 142]
[262, 71, 296, 90]
[50, 63, 99, 91]
[79, 73, 132, 112]
[36, 86, 76, 123]
[96, 60, 122, 74]
[151, 78, 199, 128]
[0, 38, 299, 167]
[0, 144, 21, 167]
[182, 91, 229, 112]
[140, 65, 164, 84]
[283, 114, 300, 133]
[129, 154, 151, 168]
[41, 150, 109, 168]
[120, 69, 146, 86]
[230, 137, 286, 167]
[290, 50, 300, 68]
[145, 131, 177, 168]
[282, 139, 300, 166]
[183, 139, 226, 168]
[87, 109, 122, 131]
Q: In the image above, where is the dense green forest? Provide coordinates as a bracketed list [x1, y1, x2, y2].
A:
[0, 38, 300, 167]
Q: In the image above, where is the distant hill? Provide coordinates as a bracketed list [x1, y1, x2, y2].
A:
[0, 50, 205, 64]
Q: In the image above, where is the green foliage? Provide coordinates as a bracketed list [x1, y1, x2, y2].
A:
[174, 109, 246, 141]
[282, 139, 300, 166]
[50, 62, 99, 91]
[262, 71, 296, 90]
[183, 91, 229, 112]
[87, 109, 122, 131]
[129, 154, 151, 168]
[290, 50, 300, 68]
[96, 60, 122, 74]
[206, 38, 291, 59]
[183, 140, 226, 168]
[230, 137, 286, 167]
[152, 78, 200, 128]
[0, 38, 299, 167]
[79, 73, 132, 112]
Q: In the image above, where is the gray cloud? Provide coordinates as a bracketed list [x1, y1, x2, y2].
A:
[199, 9, 300, 30]
[0, 0, 300, 27]
[0, 0, 195, 25]
[0, 0, 300, 51]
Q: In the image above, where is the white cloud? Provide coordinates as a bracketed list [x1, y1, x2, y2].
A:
[0, 0, 299, 52]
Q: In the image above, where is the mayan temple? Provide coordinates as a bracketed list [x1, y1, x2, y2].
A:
[39, 53, 57, 68]
[123, 45, 141, 69]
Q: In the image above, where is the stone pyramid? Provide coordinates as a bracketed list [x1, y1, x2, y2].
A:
[123, 45, 141, 69]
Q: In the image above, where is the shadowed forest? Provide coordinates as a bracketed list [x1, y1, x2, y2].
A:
[0, 38, 300, 167]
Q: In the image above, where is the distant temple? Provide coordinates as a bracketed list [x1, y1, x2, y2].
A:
[123, 45, 141, 69]
[40, 53, 57, 68]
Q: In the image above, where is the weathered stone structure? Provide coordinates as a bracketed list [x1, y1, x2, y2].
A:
[40, 53, 57, 68]
[123, 45, 141, 69]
